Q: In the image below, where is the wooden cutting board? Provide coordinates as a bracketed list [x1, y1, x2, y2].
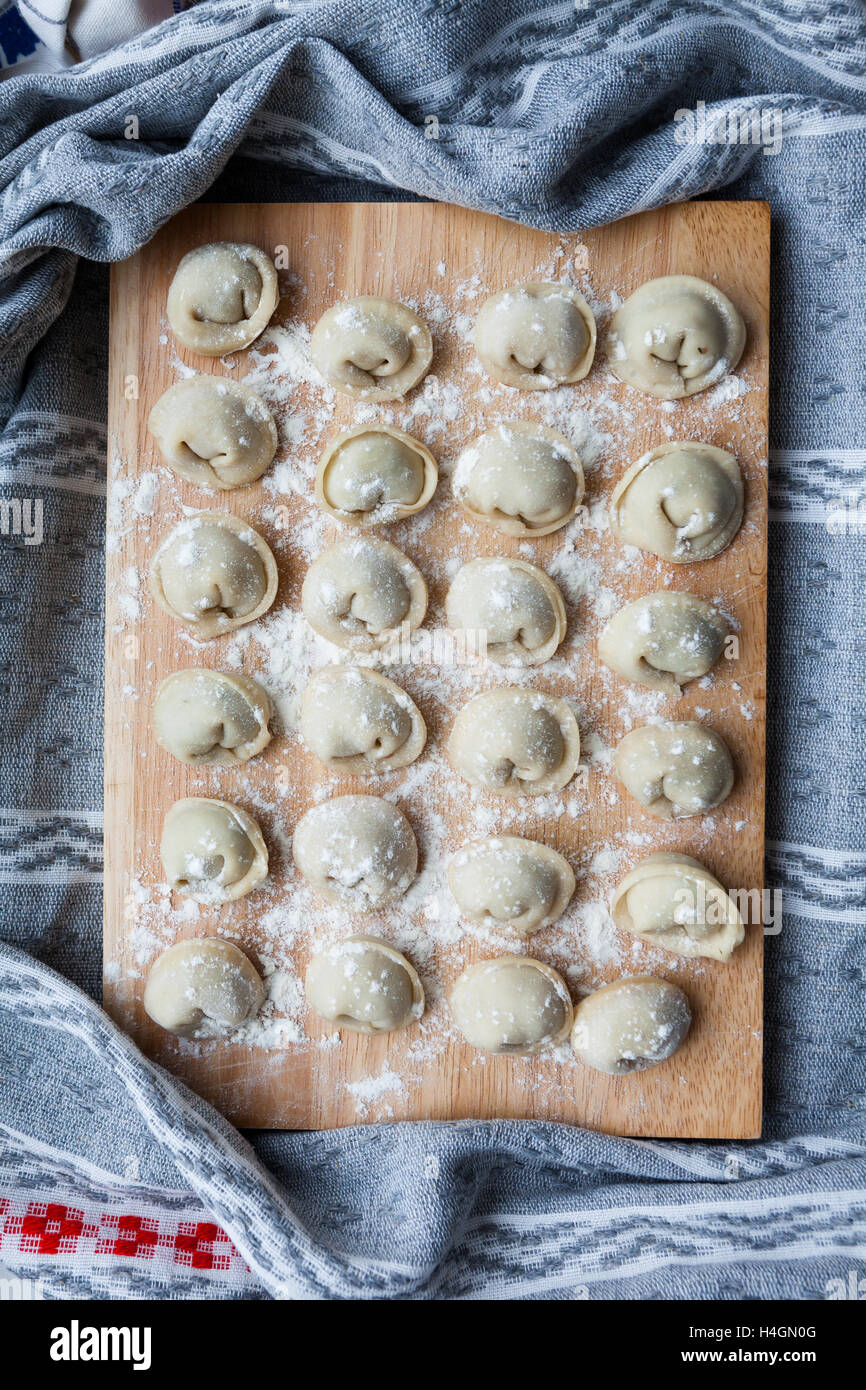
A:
[104, 200, 768, 1135]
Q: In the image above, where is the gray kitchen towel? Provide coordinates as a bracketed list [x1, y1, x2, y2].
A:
[1, 0, 865, 1300]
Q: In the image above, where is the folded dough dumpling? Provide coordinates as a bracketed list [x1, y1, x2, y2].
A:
[160, 797, 269, 902]
[292, 795, 417, 910]
[305, 935, 424, 1034]
[300, 667, 426, 774]
[610, 441, 744, 562]
[571, 976, 691, 1074]
[614, 720, 734, 819]
[446, 558, 567, 666]
[301, 537, 427, 651]
[166, 242, 279, 356]
[316, 425, 437, 525]
[598, 591, 729, 696]
[149, 512, 278, 639]
[448, 836, 575, 936]
[310, 296, 432, 400]
[453, 423, 584, 537]
[152, 669, 272, 766]
[608, 274, 745, 399]
[611, 852, 745, 962]
[448, 688, 580, 796]
[473, 282, 596, 389]
[451, 956, 573, 1055]
[148, 377, 278, 490]
[144, 938, 264, 1038]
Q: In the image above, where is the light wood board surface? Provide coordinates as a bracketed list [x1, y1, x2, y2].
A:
[105, 200, 769, 1135]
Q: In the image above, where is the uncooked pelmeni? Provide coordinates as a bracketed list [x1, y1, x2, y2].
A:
[160, 797, 268, 902]
[448, 836, 575, 936]
[448, 688, 580, 796]
[598, 591, 729, 696]
[571, 976, 692, 1074]
[305, 935, 424, 1035]
[300, 667, 426, 774]
[301, 536, 427, 651]
[451, 956, 573, 1055]
[315, 425, 437, 525]
[445, 558, 567, 667]
[453, 423, 584, 537]
[152, 669, 272, 766]
[611, 852, 745, 962]
[292, 795, 417, 910]
[147, 377, 278, 491]
[609, 441, 744, 562]
[473, 282, 596, 389]
[149, 513, 278, 639]
[166, 242, 279, 356]
[144, 938, 264, 1038]
[608, 275, 746, 399]
[310, 296, 432, 400]
[614, 721, 734, 819]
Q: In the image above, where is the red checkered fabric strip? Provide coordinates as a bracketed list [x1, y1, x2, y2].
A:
[0, 1191, 257, 1293]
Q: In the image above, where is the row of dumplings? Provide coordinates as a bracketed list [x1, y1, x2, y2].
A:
[148, 387, 745, 562]
[165, 240, 745, 402]
[154, 791, 743, 961]
[145, 932, 692, 1077]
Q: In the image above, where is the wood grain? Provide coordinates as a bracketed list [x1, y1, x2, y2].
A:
[105, 200, 769, 1135]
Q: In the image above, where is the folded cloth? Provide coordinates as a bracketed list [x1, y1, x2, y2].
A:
[1, 0, 865, 1300]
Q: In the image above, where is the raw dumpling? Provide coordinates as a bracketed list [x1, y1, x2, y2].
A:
[292, 795, 417, 909]
[453, 423, 584, 537]
[571, 976, 692, 1074]
[608, 274, 745, 399]
[300, 667, 426, 774]
[149, 512, 278, 639]
[611, 852, 745, 962]
[451, 956, 573, 1055]
[144, 938, 264, 1038]
[301, 537, 427, 651]
[598, 591, 729, 696]
[473, 282, 596, 389]
[445, 558, 567, 667]
[310, 296, 432, 400]
[448, 836, 575, 936]
[614, 721, 734, 819]
[448, 688, 580, 796]
[147, 377, 278, 490]
[316, 425, 437, 525]
[166, 242, 279, 356]
[609, 441, 744, 561]
[161, 797, 269, 902]
[305, 935, 424, 1034]
[152, 669, 272, 765]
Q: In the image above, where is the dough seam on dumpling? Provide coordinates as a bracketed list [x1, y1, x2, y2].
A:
[611, 851, 745, 962]
[445, 558, 567, 667]
[473, 282, 597, 389]
[160, 797, 269, 903]
[300, 666, 426, 774]
[454, 422, 585, 538]
[167, 242, 279, 357]
[148, 377, 278, 491]
[448, 687, 581, 796]
[310, 296, 433, 401]
[301, 536, 428, 652]
[315, 424, 438, 525]
[152, 668, 273, 765]
[598, 590, 729, 696]
[149, 511, 278, 639]
[609, 441, 744, 562]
